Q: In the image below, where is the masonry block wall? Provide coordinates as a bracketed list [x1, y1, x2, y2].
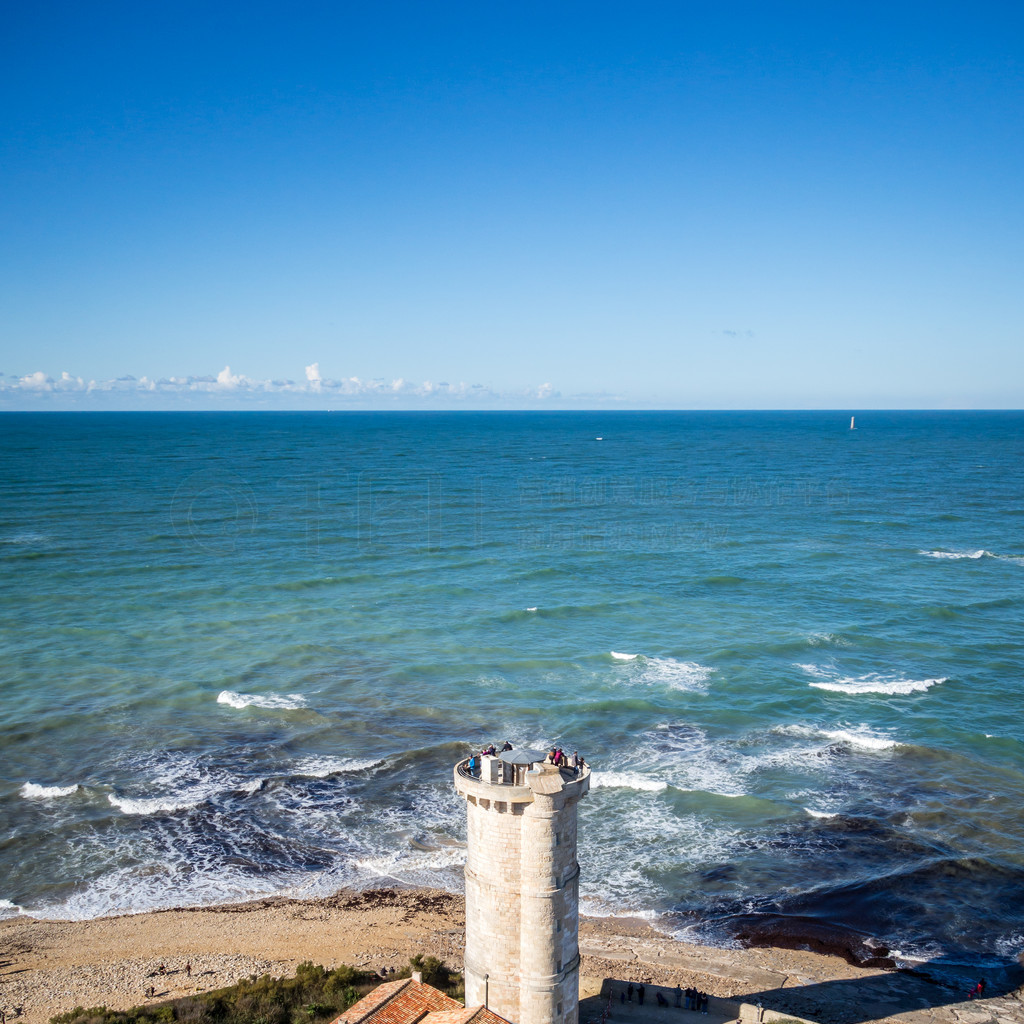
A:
[454, 759, 590, 1024]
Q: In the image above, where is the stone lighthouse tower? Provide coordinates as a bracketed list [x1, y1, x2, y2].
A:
[454, 749, 590, 1024]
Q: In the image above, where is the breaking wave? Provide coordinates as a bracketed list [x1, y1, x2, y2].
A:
[292, 756, 382, 778]
[773, 723, 900, 751]
[798, 664, 945, 695]
[921, 549, 1024, 565]
[107, 793, 207, 815]
[217, 690, 308, 710]
[590, 771, 669, 792]
[610, 652, 714, 691]
[20, 782, 80, 799]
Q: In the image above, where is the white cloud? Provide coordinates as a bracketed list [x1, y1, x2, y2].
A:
[216, 365, 242, 388]
[19, 371, 53, 390]
[0, 366, 566, 409]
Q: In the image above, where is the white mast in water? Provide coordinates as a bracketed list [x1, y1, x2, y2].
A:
[850, 416, 856, 430]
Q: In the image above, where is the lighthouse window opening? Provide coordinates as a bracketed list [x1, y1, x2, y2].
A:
[557, 1003, 563, 1017]
[556, 920, 562, 932]
[555, 832, 561, 846]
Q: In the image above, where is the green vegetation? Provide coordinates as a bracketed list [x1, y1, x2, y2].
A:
[51, 957, 462, 1024]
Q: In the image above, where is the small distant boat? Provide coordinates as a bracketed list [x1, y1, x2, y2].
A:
[850, 416, 856, 430]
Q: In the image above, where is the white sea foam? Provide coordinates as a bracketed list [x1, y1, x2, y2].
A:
[578, 794, 744, 917]
[921, 548, 1024, 565]
[994, 933, 1024, 961]
[611, 652, 713, 691]
[644, 658, 713, 690]
[353, 843, 467, 887]
[108, 793, 205, 815]
[774, 723, 899, 751]
[804, 807, 839, 819]
[821, 727, 899, 750]
[22, 859, 311, 921]
[0, 898, 23, 919]
[525, 607, 538, 612]
[20, 782, 80, 799]
[806, 632, 851, 647]
[798, 664, 944, 695]
[104, 750, 255, 817]
[590, 771, 668, 792]
[292, 756, 381, 778]
[618, 724, 747, 798]
[217, 690, 308, 710]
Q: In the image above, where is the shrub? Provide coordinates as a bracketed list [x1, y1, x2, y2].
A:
[50, 957, 463, 1024]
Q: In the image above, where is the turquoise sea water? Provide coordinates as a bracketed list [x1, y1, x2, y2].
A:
[2, 411, 1023, 968]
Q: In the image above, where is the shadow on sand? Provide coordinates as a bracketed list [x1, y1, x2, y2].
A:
[581, 954, 1024, 1024]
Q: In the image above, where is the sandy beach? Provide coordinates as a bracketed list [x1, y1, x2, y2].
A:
[1, 889, 1021, 1024]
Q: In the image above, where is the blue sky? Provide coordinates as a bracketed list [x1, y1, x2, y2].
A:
[2, 1, 1022, 409]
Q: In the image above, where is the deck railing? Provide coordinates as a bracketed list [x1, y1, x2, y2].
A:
[455, 757, 588, 786]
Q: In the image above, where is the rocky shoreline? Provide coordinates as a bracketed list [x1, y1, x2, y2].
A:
[1, 889, 1022, 1024]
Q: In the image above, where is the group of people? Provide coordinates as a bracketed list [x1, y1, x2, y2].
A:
[480, 741, 514, 757]
[467, 741, 513, 775]
[620, 983, 708, 1013]
[466, 742, 588, 778]
[679, 987, 710, 1013]
[546, 748, 586, 775]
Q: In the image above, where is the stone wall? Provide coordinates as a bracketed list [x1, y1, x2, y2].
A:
[455, 761, 589, 1024]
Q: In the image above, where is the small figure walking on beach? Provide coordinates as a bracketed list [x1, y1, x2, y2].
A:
[968, 979, 986, 999]
[185, 961, 191, 977]
[638, 983, 646, 1006]
[627, 982, 634, 1003]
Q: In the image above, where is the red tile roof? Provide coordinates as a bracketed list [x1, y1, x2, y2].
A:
[419, 1009, 479, 1024]
[329, 979, 510, 1024]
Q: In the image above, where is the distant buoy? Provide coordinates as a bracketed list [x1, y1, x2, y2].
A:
[595, 437, 603, 441]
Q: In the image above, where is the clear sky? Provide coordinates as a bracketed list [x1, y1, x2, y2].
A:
[1, 1, 1022, 409]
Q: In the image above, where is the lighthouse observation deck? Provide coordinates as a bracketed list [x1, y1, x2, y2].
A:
[454, 748, 591, 801]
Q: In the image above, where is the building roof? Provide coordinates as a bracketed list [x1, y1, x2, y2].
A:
[497, 748, 548, 765]
[329, 978, 511, 1024]
[423, 1007, 509, 1024]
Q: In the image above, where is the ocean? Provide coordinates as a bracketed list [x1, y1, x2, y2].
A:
[2, 410, 1023, 970]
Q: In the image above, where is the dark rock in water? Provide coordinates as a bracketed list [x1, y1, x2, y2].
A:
[730, 913, 897, 970]
[700, 863, 736, 883]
